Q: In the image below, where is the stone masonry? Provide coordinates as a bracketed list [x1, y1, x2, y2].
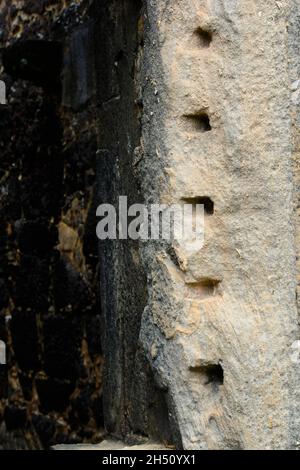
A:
[1, 0, 300, 451]
[138, 0, 300, 450]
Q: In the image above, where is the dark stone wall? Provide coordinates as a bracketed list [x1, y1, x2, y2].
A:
[0, 0, 171, 449]
[0, 0, 103, 449]
[94, 0, 149, 440]
[95, 0, 175, 447]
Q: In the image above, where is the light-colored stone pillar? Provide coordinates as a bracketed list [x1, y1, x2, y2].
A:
[140, 0, 300, 449]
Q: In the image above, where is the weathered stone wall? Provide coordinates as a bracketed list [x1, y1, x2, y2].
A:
[94, 0, 300, 449]
[138, 0, 300, 450]
[288, 0, 300, 445]
[1, 0, 300, 452]
[0, 0, 102, 449]
[95, 0, 147, 439]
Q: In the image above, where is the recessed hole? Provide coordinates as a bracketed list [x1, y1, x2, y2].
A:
[182, 197, 214, 215]
[184, 112, 212, 133]
[205, 364, 224, 385]
[191, 363, 224, 388]
[186, 278, 221, 299]
[195, 27, 212, 48]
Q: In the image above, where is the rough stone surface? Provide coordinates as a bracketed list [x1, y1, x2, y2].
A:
[0, 0, 103, 449]
[137, 0, 300, 450]
[1, 0, 300, 452]
[52, 439, 167, 450]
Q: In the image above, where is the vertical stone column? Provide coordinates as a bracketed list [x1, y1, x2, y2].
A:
[288, 0, 300, 445]
[140, 0, 300, 449]
[96, 0, 149, 439]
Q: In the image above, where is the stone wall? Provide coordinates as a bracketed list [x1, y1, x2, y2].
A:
[1, 0, 300, 451]
[0, 0, 102, 449]
[138, 0, 300, 450]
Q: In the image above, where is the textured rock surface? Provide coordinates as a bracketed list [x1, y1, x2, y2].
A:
[95, 0, 149, 441]
[1, 0, 300, 452]
[137, 0, 300, 450]
[53, 439, 167, 450]
[0, 0, 103, 449]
